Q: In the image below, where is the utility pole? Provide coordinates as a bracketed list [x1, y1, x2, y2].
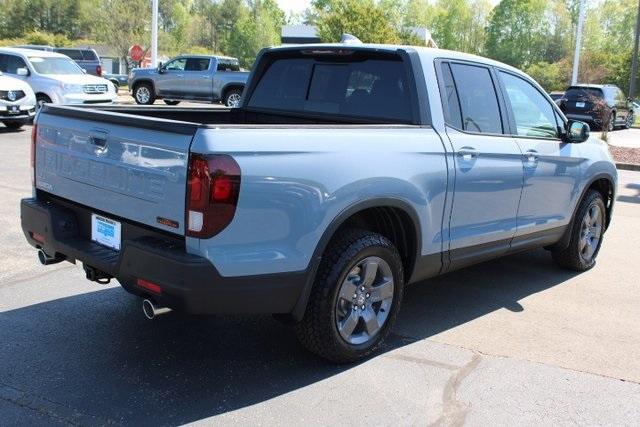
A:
[151, 0, 158, 68]
[571, 0, 587, 85]
[629, 0, 640, 99]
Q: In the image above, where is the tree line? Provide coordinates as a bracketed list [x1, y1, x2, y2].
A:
[0, 0, 636, 93]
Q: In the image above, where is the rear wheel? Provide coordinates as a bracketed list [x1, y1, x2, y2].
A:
[163, 100, 180, 106]
[223, 89, 242, 108]
[294, 229, 404, 363]
[552, 190, 606, 271]
[133, 83, 155, 105]
[3, 121, 24, 129]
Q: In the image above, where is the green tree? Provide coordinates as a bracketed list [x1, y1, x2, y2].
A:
[485, 0, 549, 68]
[313, 0, 400, 44]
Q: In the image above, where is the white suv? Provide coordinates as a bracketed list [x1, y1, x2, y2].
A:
[0, 70, 35, 129]
[0, 48, 116, 109]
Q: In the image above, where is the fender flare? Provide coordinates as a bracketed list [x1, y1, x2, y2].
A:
[551, 172, 616, 251]
[290, 197, 422, 321]
[131, 79, 156, 96]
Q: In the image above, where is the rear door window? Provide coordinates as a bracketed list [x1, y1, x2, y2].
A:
[248, 56, 413, 122]
[185, 58, 210, 71]
[447, 63, 503, 134]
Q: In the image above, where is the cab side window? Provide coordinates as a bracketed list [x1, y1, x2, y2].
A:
[0, 54, 27, 74]
[442, 62, 504, 134]
[165, 58, 186, 71]
[499, 71, 558, 139]
[185, 58, 210, 71]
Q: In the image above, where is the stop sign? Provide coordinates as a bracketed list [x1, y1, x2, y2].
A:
[129, 45, 144, 62]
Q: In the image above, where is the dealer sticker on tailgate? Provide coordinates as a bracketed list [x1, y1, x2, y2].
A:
[91, 214, 121, 250]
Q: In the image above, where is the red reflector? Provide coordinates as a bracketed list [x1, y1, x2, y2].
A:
[137, 278, 162, 294]
[31, 232, 45, 243]
[96, 65, 102, 76]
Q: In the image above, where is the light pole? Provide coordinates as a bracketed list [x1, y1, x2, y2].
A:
[151, 0, 158, 68]
[629, 0, 640, 99]
[571, 0, 587, 85]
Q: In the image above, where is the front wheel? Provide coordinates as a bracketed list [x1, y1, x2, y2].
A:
[552, 190, 606, 271]
[607, 112, 615, 132]
[36, 94, 51, 112]
[294, 229, 404, 363]
[624, 112, 634, 129]
[133, 83, 155, 105]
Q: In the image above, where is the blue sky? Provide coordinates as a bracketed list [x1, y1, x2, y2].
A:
[275, 0, 502, 16]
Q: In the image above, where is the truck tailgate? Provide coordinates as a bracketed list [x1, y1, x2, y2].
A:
[34, 106, 197, 235]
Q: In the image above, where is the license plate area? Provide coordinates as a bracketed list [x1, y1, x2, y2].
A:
[575, 102, 585, 108]
[8, 106, 19, 115]
[91, 214, 121, 250]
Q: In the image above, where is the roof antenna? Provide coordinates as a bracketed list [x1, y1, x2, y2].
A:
[340, 34, 363, 45]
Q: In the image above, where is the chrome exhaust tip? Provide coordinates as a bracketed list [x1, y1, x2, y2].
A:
[142, 299, 172, 320]
[38, 249, 64, 265]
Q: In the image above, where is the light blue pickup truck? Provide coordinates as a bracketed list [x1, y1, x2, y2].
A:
[129, 55, 249, 107]
[21, 43, 617, 362]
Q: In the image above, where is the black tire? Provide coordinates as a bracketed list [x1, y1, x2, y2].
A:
[109, 80, 119, 91]
[552, 190, 606, 271]
[624, 112, 634, 129]
[607, 112, 615, 132]
[3, 121, 24, 129]
[163, 100, 180, 105]
[36, 94, 51, 111]
[294, 229, 404, 363]
[133, 83, 155, 105]
[223, 89, 242, 108]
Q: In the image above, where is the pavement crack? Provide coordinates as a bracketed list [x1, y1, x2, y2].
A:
[0, 382, 115, 426]
[430, 353, 481, 427]
[385, 354, 460, 371]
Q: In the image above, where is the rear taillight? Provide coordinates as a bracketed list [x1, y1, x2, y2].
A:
[186, 154, 241, 238]
[96, 65, 102, 76]
[30, 123, 37, 185]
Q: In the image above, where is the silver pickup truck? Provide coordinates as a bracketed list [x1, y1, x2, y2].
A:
[129, 55, 249, 107]
[22, 43, 617, 362]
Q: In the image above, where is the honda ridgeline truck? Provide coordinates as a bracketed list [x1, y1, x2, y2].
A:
[21, 43, 617, 362]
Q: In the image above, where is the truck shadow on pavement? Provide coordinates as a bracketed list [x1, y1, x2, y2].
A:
[0, 249, 578, 425]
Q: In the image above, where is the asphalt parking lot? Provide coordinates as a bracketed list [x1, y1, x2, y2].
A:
[1, 123, 639, 425]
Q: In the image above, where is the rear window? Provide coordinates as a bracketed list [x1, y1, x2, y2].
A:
[217, 60, 239, 71]
[565, 87, 603, 100]
[247, 56, 413, 122]
[56, 49, 83, 60]
[81, 50, 98, 61]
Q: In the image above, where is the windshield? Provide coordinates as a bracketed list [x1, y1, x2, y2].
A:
[29, 56, 82, 75]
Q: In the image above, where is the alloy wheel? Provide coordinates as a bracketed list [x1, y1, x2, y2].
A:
[136, 87, 150, 104]
[226, 93, 241, 108]
[579, 204, 603, 262]
[334, 256, 394, 345]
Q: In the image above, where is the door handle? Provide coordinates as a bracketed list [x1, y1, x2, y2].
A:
[457, 147, 479, 161]
[523, 149, 539, 163]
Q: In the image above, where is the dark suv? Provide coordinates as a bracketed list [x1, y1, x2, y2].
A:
[560, 84, 634, 131]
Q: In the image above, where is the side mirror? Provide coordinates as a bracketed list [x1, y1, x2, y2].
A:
[157, 62, 164, 74]
[566, 120, 590, 143]
[16, 67, 29, 76]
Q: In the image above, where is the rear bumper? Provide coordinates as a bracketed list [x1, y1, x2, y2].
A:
[20, 196, 307, 315]
[565, 113, 599, 123]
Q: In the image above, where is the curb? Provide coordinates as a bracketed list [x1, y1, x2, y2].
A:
[616, 163, 640, 171]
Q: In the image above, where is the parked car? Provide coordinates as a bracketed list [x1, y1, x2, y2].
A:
[22, 43, 616, 363]
[559, 84, 634, 131]
[128, 55, 249, 107]
[103, 73, 128, 90]
[0, 48, 116, 109]
[14, 45, 103, 76]
[0, 70, 36, 129]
